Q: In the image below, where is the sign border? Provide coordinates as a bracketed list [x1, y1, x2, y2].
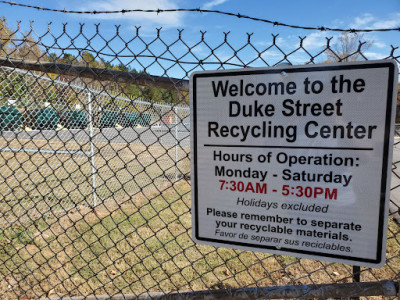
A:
[191, 61, 397, 266]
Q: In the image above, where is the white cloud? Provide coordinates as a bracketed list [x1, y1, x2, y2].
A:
[254, 36, 286, 47]
[374, 41, 386, 49]
[202, 0, 228, 10]
[350, 13, 375, 28]
[363, 51, 386, 60]
[260, 51, 282, 59]
[191, 45, 208, 56]
[254, 41, 269, 47]
[79, 0, 185, 27]
[302, 32, 330, 50]
[349, 12, 400, 30]
[371, 18, 400, 29]
[284, 55, 312, 65]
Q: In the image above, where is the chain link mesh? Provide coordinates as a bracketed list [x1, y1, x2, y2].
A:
[0, 21, 399, 299]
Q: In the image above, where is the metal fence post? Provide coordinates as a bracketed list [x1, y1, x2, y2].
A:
[174, 106, 179, 182]
[88, 91, 98, 208]
[350, 265, 361, 300]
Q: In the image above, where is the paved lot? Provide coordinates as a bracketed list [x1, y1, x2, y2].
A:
[2, 128, 400, 222]
[1, 127, 190, 148]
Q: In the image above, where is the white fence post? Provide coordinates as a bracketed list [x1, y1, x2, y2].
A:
[174, 107, 179, 182]
[88, 91, 98, 208]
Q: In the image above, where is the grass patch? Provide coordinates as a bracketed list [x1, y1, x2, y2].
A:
[0, 137, 190, 227]
[0, 180, 399, 299]
[0, 138, 399, 298]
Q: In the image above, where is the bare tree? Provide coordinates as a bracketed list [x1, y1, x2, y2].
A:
[326, 32, 372, 62]
[0, 17, 14, 56]
[14, 32, 44, 62]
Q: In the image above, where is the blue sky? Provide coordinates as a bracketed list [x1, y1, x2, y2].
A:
[1, 0, 400, 77]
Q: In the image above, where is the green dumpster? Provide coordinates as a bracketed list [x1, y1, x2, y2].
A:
[118, 112, 150, 127]
[99, 110, 118, 128]
[25, 108, 59, 130]
[0, 106, 23, 131]
[121, 112, 139, 127]
[138, 113, 151, 126]
[37, 108, 59, 130]
[60, 110, 88, 129]
[23, 109, 38, 129]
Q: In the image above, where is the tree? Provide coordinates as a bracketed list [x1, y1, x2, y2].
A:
[116, 63, 129, 72]
[325, 32, 372, 62]
[46, 52, 58, 63]
[79, 51, 105, 68]
[14, 32, 43, 61]
[0, 17, 14, 56]
[61, 53, 77, 65]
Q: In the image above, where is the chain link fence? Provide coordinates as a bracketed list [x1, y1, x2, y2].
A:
[0, 21, 399, 299]
[0, 66, 189, 227]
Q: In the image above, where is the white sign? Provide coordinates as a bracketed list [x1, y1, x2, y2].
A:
[190, 60, 398, 268]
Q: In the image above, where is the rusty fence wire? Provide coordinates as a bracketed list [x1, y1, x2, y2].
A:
[0, 21, 399, 299]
